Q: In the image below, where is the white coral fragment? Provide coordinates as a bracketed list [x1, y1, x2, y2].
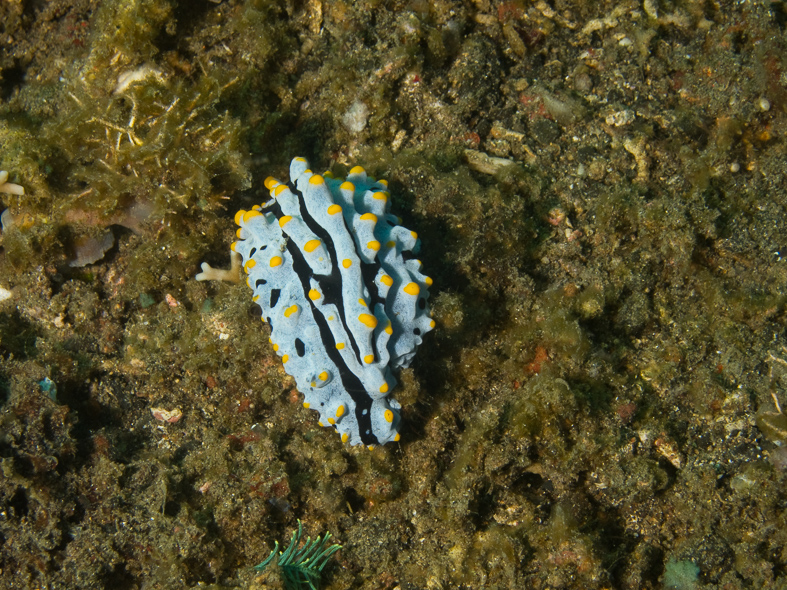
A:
[114, 64, 165, 95]
[0, 171, 24, 195]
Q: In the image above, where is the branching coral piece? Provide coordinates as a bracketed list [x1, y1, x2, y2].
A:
[195, 252, 242, 284]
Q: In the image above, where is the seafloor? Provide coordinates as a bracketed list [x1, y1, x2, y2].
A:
[1, 0, 786, 589]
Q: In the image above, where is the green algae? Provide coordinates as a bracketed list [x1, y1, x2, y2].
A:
[45, 72, 249, 215]
[0, 0, 266, 291]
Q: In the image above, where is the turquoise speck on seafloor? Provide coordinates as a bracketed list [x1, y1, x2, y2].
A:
[663, 558, 700, 590]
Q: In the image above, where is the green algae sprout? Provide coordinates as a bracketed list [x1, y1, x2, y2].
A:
[253, 520, 341, 590]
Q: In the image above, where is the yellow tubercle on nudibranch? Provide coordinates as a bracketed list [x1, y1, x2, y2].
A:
[403, 282, 420, 296]
[358, 313, 377, 329]
[243, 210, 262, 223]
[304, 239, 321, 252]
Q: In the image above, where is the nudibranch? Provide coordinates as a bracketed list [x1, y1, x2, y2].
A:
[231, 157, 433, 446]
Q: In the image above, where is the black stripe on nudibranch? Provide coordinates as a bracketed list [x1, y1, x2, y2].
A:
[361, 261, 384, 306]
[289, 184, 367, 365]
[284, 227, 377, 444]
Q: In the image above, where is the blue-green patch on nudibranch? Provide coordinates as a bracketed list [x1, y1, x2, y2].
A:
[232, 157, 433, 446]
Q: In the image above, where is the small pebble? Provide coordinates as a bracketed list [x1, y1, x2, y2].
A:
[605, 109, 635, 127]
[69, 229, 115, 267]
[758, 97, 771, 112]
[574, 72, 593, 93]
[730, 162, 740, 173]
[342, 100, 370, 134]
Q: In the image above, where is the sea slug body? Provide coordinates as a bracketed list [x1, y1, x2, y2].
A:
[232, 157, 433, 446]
